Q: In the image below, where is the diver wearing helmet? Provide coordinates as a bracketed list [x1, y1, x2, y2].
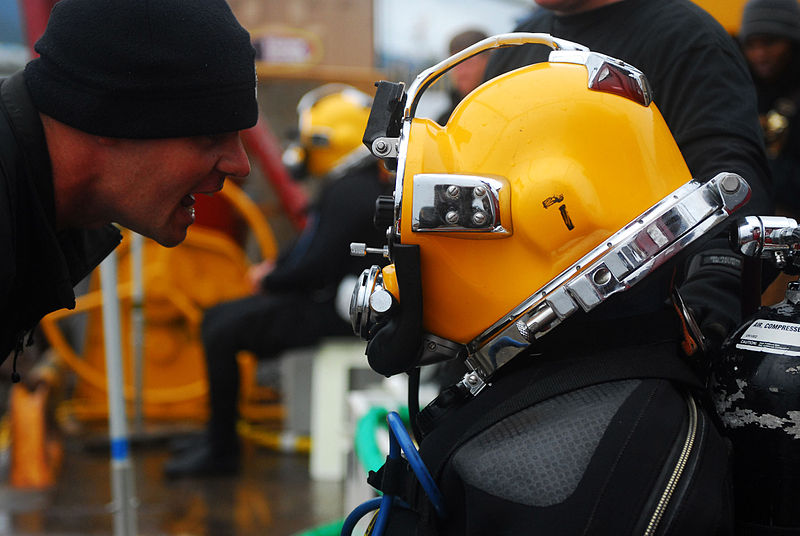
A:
[163, 84, 391, 478]
[344, 1, 772, 534]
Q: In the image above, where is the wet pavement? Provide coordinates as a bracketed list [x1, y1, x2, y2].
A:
[0, 429, 348, 536]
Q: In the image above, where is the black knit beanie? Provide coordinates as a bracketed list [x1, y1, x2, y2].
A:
[23, 0, 258, 139]
[740, 0, 800, 43]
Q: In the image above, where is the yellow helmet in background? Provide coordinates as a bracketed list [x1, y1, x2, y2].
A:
[284, 84, 373, 178]
[351, 34, 751, 387]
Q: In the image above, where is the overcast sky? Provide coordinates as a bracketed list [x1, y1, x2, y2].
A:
[375, 0, 532, 63]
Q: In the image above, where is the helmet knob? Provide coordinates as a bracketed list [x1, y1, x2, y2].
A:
[374, 195, 396, 229]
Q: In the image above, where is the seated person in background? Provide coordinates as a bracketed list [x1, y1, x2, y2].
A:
[164, 85, 391, 478]
[437, 28, 490, 124]
[739, 0, 800, 217]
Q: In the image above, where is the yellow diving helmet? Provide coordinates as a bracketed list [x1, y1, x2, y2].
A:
[350, 34, 751, 390]
[282, 83, 373, 179]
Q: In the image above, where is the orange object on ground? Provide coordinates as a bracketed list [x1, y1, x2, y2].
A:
[9, 384, 63, 489]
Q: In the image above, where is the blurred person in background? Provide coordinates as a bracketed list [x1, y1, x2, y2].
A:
[163, 85, 392, 478]
[437, 29, 489, 124]
[740, 0, 800, 217]
[0, 0, 257, 379]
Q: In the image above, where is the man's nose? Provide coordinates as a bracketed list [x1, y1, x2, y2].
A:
[219, 133, 251, 178]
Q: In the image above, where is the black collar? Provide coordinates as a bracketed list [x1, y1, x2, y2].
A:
[1, 71, 56, 229]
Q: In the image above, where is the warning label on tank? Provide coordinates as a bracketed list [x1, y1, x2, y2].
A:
[736, 320, 800, 356]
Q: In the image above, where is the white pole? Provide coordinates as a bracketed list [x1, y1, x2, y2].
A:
[130, 233, 145, 432]
[100, 251, 139, 536]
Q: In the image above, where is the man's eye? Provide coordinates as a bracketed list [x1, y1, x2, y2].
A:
[204, 133, 236, 146]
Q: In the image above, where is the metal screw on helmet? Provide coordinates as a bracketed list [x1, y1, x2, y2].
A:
[446, 185, 460, 199]
[473, 186, 487, 198]
[371, 137, 398, 158]
[472, 211, 488, 226]
[720, 173, 742, 194]
[592, 267, 612, 286]
[445, 210, 460, 224]
[460, 371, 487, 396]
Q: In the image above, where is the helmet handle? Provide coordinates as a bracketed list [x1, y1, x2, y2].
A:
[405, 33, 588, 118]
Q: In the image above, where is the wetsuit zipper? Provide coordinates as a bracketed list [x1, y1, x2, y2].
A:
[643, 394, 698, 536]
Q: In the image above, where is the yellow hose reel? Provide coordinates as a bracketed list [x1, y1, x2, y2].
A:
[40, 181, 280, 424]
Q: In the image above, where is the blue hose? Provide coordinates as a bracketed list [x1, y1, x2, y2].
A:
[342, 411, 446, 536]
[340, 497, 382, 535]
[386, 412, 446, 518]
[369, 432, 399, 535]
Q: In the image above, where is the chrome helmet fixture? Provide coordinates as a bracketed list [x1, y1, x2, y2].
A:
[350, 33, 751, 395]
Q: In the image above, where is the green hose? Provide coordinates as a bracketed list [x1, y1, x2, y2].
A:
[355, 406, 410, 474]
[291, 519, 344, 536]
[294, 405, 411, 536]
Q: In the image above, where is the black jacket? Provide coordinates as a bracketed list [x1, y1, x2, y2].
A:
[260, 161, 390, 296]
[0, 72, 121, 366]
